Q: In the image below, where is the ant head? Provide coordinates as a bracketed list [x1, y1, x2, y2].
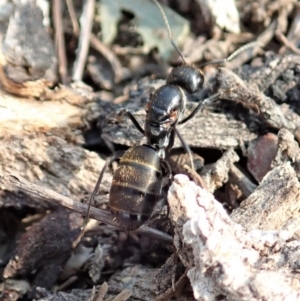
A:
[166, 65, 204, 94]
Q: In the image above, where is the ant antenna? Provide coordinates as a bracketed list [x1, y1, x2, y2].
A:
[199, 41, 263, 67]
[152, 0, 186, 64]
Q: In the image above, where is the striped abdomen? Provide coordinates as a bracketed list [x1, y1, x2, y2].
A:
[109, 145, 162, 230]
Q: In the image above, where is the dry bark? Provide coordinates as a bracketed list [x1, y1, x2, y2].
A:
[3, 208, 82, 298]
[168, 174, 300, 301]
[231, 128, 300, 232]
[0, 1, 57, 97]
[200, 148, 239, 192]
[0, 89, 112, 209]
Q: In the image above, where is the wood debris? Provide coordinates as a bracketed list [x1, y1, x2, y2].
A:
[168, 174, 300, 300]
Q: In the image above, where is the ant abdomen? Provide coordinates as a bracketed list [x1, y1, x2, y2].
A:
[166, 65, 205, 94]
[109, 145, 163, 230]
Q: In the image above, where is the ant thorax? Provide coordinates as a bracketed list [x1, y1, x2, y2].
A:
[144, 84, 186, 151]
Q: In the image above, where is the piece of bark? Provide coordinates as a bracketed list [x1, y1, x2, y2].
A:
[217, 67, 300, 133]
[93, 282, 109, 301]
[272, 128, 300, 176]
[228, 164, 257, 199]
[3, 208, 82, 298]
[0, 2, 57, 97]
[168, 174, 300, 300]
[107, 266, 158, 301]
[0, 133, 111, 203]
[232, 129, 300, 232]
[0, 89, 111, 209]
[231, 162, 300, 232]
[0, 279, 30, 301]
[200, 148, 239, 192]
[247, 133, 278, 182]
[244, 53, 300, 92]
[36, 289, 95, 301]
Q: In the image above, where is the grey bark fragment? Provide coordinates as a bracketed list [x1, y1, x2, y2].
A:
[201, 148, 239, 192]
[231, 162, 300, 232]
[0, 91, 112, 208]
[231, 129, 300, 233]
[217, 67, 300, 132]
[168, 174, 300, 301]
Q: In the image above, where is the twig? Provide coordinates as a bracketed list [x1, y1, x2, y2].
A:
[153, 270, 188, 301]
[229, 164, 257, 198]
[72, 0, 95, 81]
[226, 20, 276, 70]
[56, 276, 78, 292]
[111, 290, 131, 301]
[94, 282, 108, 301]
[66, 0, 79, 36]
[53, 0, 69, 85]
[0, 174, 173, 244]
[276, 30, 300, 55]
[90, 34, 123, 83]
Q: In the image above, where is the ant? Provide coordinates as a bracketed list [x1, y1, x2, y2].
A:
[85, 0, 260, 231]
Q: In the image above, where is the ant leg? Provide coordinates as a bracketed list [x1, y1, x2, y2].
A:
[120, 109, 145, 135]
[161, 158, 173, 185]
[73, 151, 124, 248]
[84, 150, 125, 226]
[161, 159, 173, 228]
[178, 92, 220, 125]
[174, 127, 195, 171]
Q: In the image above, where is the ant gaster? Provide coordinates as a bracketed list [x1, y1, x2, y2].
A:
[85, 0, 261, 231]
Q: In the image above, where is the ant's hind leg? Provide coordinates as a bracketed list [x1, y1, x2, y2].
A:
[161, 159, 173, 225]
[85, 150, 125, 227]
[73, 151, 124, 248]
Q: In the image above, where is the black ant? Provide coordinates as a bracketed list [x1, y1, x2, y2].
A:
[85, 0, 260, 231]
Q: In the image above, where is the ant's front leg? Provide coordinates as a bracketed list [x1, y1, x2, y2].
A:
[119, 109, 145, 135]
[178, 93, 220, 125]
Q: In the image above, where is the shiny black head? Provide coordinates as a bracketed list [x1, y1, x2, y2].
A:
[166, 65, 204, 94]
[145, 84, 185, 151]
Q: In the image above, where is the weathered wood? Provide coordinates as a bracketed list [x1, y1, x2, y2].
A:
[0, 1, 57, 97]
[231, 128, 300, 232]
[168, 174, 300, 301]
[0, 90, 111, 209]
